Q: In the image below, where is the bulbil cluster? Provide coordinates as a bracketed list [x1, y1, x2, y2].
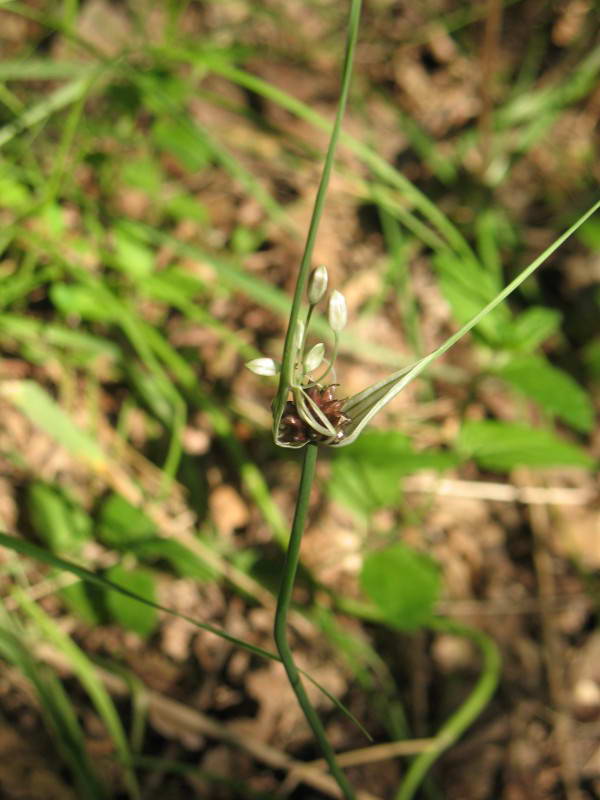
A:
[279, 384, 350, 444]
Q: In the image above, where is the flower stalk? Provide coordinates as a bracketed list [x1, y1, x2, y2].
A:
[273, 443, 356, 800]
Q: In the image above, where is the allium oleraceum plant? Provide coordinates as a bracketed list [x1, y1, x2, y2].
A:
[243, 1, 600, 797]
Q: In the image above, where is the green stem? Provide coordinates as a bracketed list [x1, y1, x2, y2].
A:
[273, 0, 362, 433]
[274, 443, 356, 800]
[394, 617, 501, 800]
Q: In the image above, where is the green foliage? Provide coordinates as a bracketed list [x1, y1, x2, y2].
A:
[494, 354, 594, 432]
[97, 493, 214, 580]
[360, 543, 441, 631]
[328, 431, 456, 516]
[27, 482, 92, 555]
[0, 621, 107, 799]
[97, 494, 156, 548]
[456, 420, 594, 471]
[432, 251, 510, 345]
[0, 381, 107, 469]
[18, 594, 141, 799]
[500, 307, 562, 352]
[0, 3, 599, 798]
[104, 564, 157, 637]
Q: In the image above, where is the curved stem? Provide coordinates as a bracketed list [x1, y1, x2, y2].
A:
[274, 443, 356, 800]
[394, 617, 501, 800]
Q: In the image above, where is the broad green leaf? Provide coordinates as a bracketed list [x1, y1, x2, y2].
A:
[432, 251, 509, 345]
[335, 430, 458, 471]
[27, 482, 91, 555]
[97, 494, 156, 549]
[502, 306, 562, 352]
[334, 195, 600, 449]
[329, 431, 456, 516]
[329, 458, 402, 516]
[360, 544, 441, 631]
[104, 564, 157, 637]
[0, 381, 107, 470]
[495, 355, 594, 432]
[99, 497, 215, 580]
[130, 538, 215, 582]
[456, 420, 594, 470]
[60, 582, 103, 626]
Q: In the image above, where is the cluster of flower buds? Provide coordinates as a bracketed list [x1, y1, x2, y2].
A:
[246, 265, 351, 445]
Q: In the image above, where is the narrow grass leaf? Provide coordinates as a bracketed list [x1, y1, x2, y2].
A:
[1, 380, 107, 469]
[0, 532, 368, 735]
[0, 623, 107, 799]
[16, 592, 141, 800]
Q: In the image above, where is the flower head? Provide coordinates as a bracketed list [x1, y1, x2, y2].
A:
[245, 264, 452, 449]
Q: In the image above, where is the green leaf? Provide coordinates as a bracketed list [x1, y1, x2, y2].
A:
[432, 252, 509, 345]
[165, 193, 208, 223]
[456, 420, 594, 470]
[0, 381, 108, 469]
[97, 494, 156, 549]
[60, 582, 103, 626]
[112, 223, 154, 279]
[50, 283, 115, 321]
[502, 306, 562, 352]
[130, 538, 215, 582]
[336, 430, 458, 471]
[0, 175, 31, 209]
[104, 564, 157, 637]
[0, 532, 368, 731]
[329, 458, 403, 516]
[577, 218, 600, 250]
[329, 431, 456, 516]
[360, 543, 441, 631]
[121, 157, 163, 193]
[495, 355, 594, 432]
[151, 117, 211, 172]
[18, 592, 140, 799]
[27, 482, 91, 555]
[0, 624, 106, 799]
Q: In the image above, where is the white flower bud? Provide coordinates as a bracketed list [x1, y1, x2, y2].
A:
[328, 290, 347, 332]
[293, 319, 305, 353]
[245, 357, 280, 376]
[304, 342, 325, 373]
[307, 265, 328, 305]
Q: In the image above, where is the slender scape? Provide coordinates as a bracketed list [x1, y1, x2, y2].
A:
[274, 443, 356, 800]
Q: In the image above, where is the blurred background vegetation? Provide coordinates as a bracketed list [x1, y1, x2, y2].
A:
[0, 1, 599, 799]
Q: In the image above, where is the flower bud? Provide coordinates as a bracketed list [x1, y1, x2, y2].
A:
[245, 357, 280, 376]
[328, 290, 347, 332]
[307, 265, 328, 305]
[293, 319, 305, 353]
[304, 342, 325, 373]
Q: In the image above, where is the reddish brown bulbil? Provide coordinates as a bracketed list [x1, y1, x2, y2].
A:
[279, 384, 350, 444]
